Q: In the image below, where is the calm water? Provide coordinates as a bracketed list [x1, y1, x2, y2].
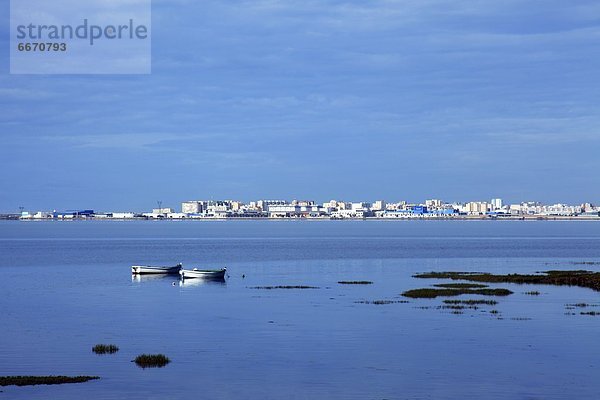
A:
[1, 220, 600, 399]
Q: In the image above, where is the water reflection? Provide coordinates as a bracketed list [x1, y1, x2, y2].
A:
[131, 274, 180, 284]
[179, 277, 226, 287]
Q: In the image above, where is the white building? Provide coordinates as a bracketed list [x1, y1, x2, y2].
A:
[111, 212, 135, 219]
[425, 199, 443, 208]
[182, 201, 202, 214]
[372, 200, 386, 211]
[153, 208, 174, 215]
[352, 202, 371, 211]
[268, 204, 301, 218]
[464, 202, 489, 215]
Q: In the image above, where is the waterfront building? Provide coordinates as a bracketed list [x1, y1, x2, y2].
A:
[111, 212, 136, 219]
[268, 204, 302, 218]
[465, 202, 489, 215]
[425, 199, 443, 208]
[372, 200, 386, 211]
[491, 198, 503, 210]
[352, 202, 371, 211]
[257, 200, 286, 211]
[153, 207, 174, 215]
[182, 201, 202, 214]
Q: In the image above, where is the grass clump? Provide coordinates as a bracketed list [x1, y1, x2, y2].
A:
[355, 300, 409, 305]
[580, 311, 600, 316]
[402, 288, 512, 299]
[0, 376, 99, 386]
[490, 310, 499, 314]
[443, 299, 498, 306]
[434, 283, 488, 289]
[414, 270, 600, 292]
[566, 303, 595, 308]
[524, 291, 541, 295]
[338, 281, 373, 285]
[92, 344, 119, 354]
[250, 286, 319, 290]
[442, 305, 465, 310]
[134, 354, 170, 368]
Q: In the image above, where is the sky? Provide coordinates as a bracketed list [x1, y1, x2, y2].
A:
[1, 0, 600, 212]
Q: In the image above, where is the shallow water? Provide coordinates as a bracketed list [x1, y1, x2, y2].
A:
[1, 220, 599, 399]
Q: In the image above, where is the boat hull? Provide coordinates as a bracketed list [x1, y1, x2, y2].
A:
[179, 268, 226, 280]
[131, 264, 182, 275]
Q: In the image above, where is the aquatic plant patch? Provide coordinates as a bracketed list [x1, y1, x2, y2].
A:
[433, 283, 488, 289]
[580, 311, 600, 316]
[0, 376, 99, 386]
[355, 300, 409, 305]
[443, 299, 498, 306]
[338, 281, 373, 285]
[402, 288, 512, 299]
[92, 344, 119, 354]
[134, 354, 170, 368]
[250, 286, 319, 289]
[413, 270, 600, 292]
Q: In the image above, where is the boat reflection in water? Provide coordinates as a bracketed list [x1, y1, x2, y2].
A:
[179, 276, 226, 287]
[131, 274, 180, 284]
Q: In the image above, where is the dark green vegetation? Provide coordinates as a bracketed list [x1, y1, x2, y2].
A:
[338, 281, 373, 285]
[581, 311, 600, 316]
[134, 354, 170, 368]
[92, 344, 119, 354]
[355, 300, 409, 305]
[442, 305, 467, 310]
[566, 303, 596, 308]
[414, 270, 600, 292]
[433, 283, 488, 289]
[402, 288, 512, 299]
[524, 291, 541, 295]
[443, 299, 498, 306]
[250, 286, 319, 289]
[490, 310, 499, 314]
[0, 376, 99, 386]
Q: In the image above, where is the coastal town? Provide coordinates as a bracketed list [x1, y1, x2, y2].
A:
[7, 198, 600, 220]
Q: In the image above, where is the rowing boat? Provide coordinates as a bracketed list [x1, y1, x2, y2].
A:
[131, 263, 182, 275]
[179, 267, 226, 280]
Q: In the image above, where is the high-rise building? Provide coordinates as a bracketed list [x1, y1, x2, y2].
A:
[490, 198, 503, 210]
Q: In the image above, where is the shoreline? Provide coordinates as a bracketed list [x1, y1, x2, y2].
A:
[3, 216, 600, 222]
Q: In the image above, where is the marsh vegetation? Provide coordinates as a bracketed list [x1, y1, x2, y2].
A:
[355, 300, 409, 305]
[134, 354, 170, 368]
[402, 288, 512, 299]
[414, 270, 600, 292]
[250, 286, 319, 289]
[92, 344, 119, 354]
[0, 376, 99, 386]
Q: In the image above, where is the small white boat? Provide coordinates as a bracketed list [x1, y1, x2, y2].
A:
[179, 267, 226, 280]
[131, 263, 182, 275]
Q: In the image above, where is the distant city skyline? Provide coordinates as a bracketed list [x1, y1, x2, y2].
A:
[3, 194, 600, 214]
[8, 195, 600, 215]
[2, 1, 600, 212]
[13, 197, 599, 220]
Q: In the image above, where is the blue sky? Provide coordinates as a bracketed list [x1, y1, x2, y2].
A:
[1, 0, 600, 212]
